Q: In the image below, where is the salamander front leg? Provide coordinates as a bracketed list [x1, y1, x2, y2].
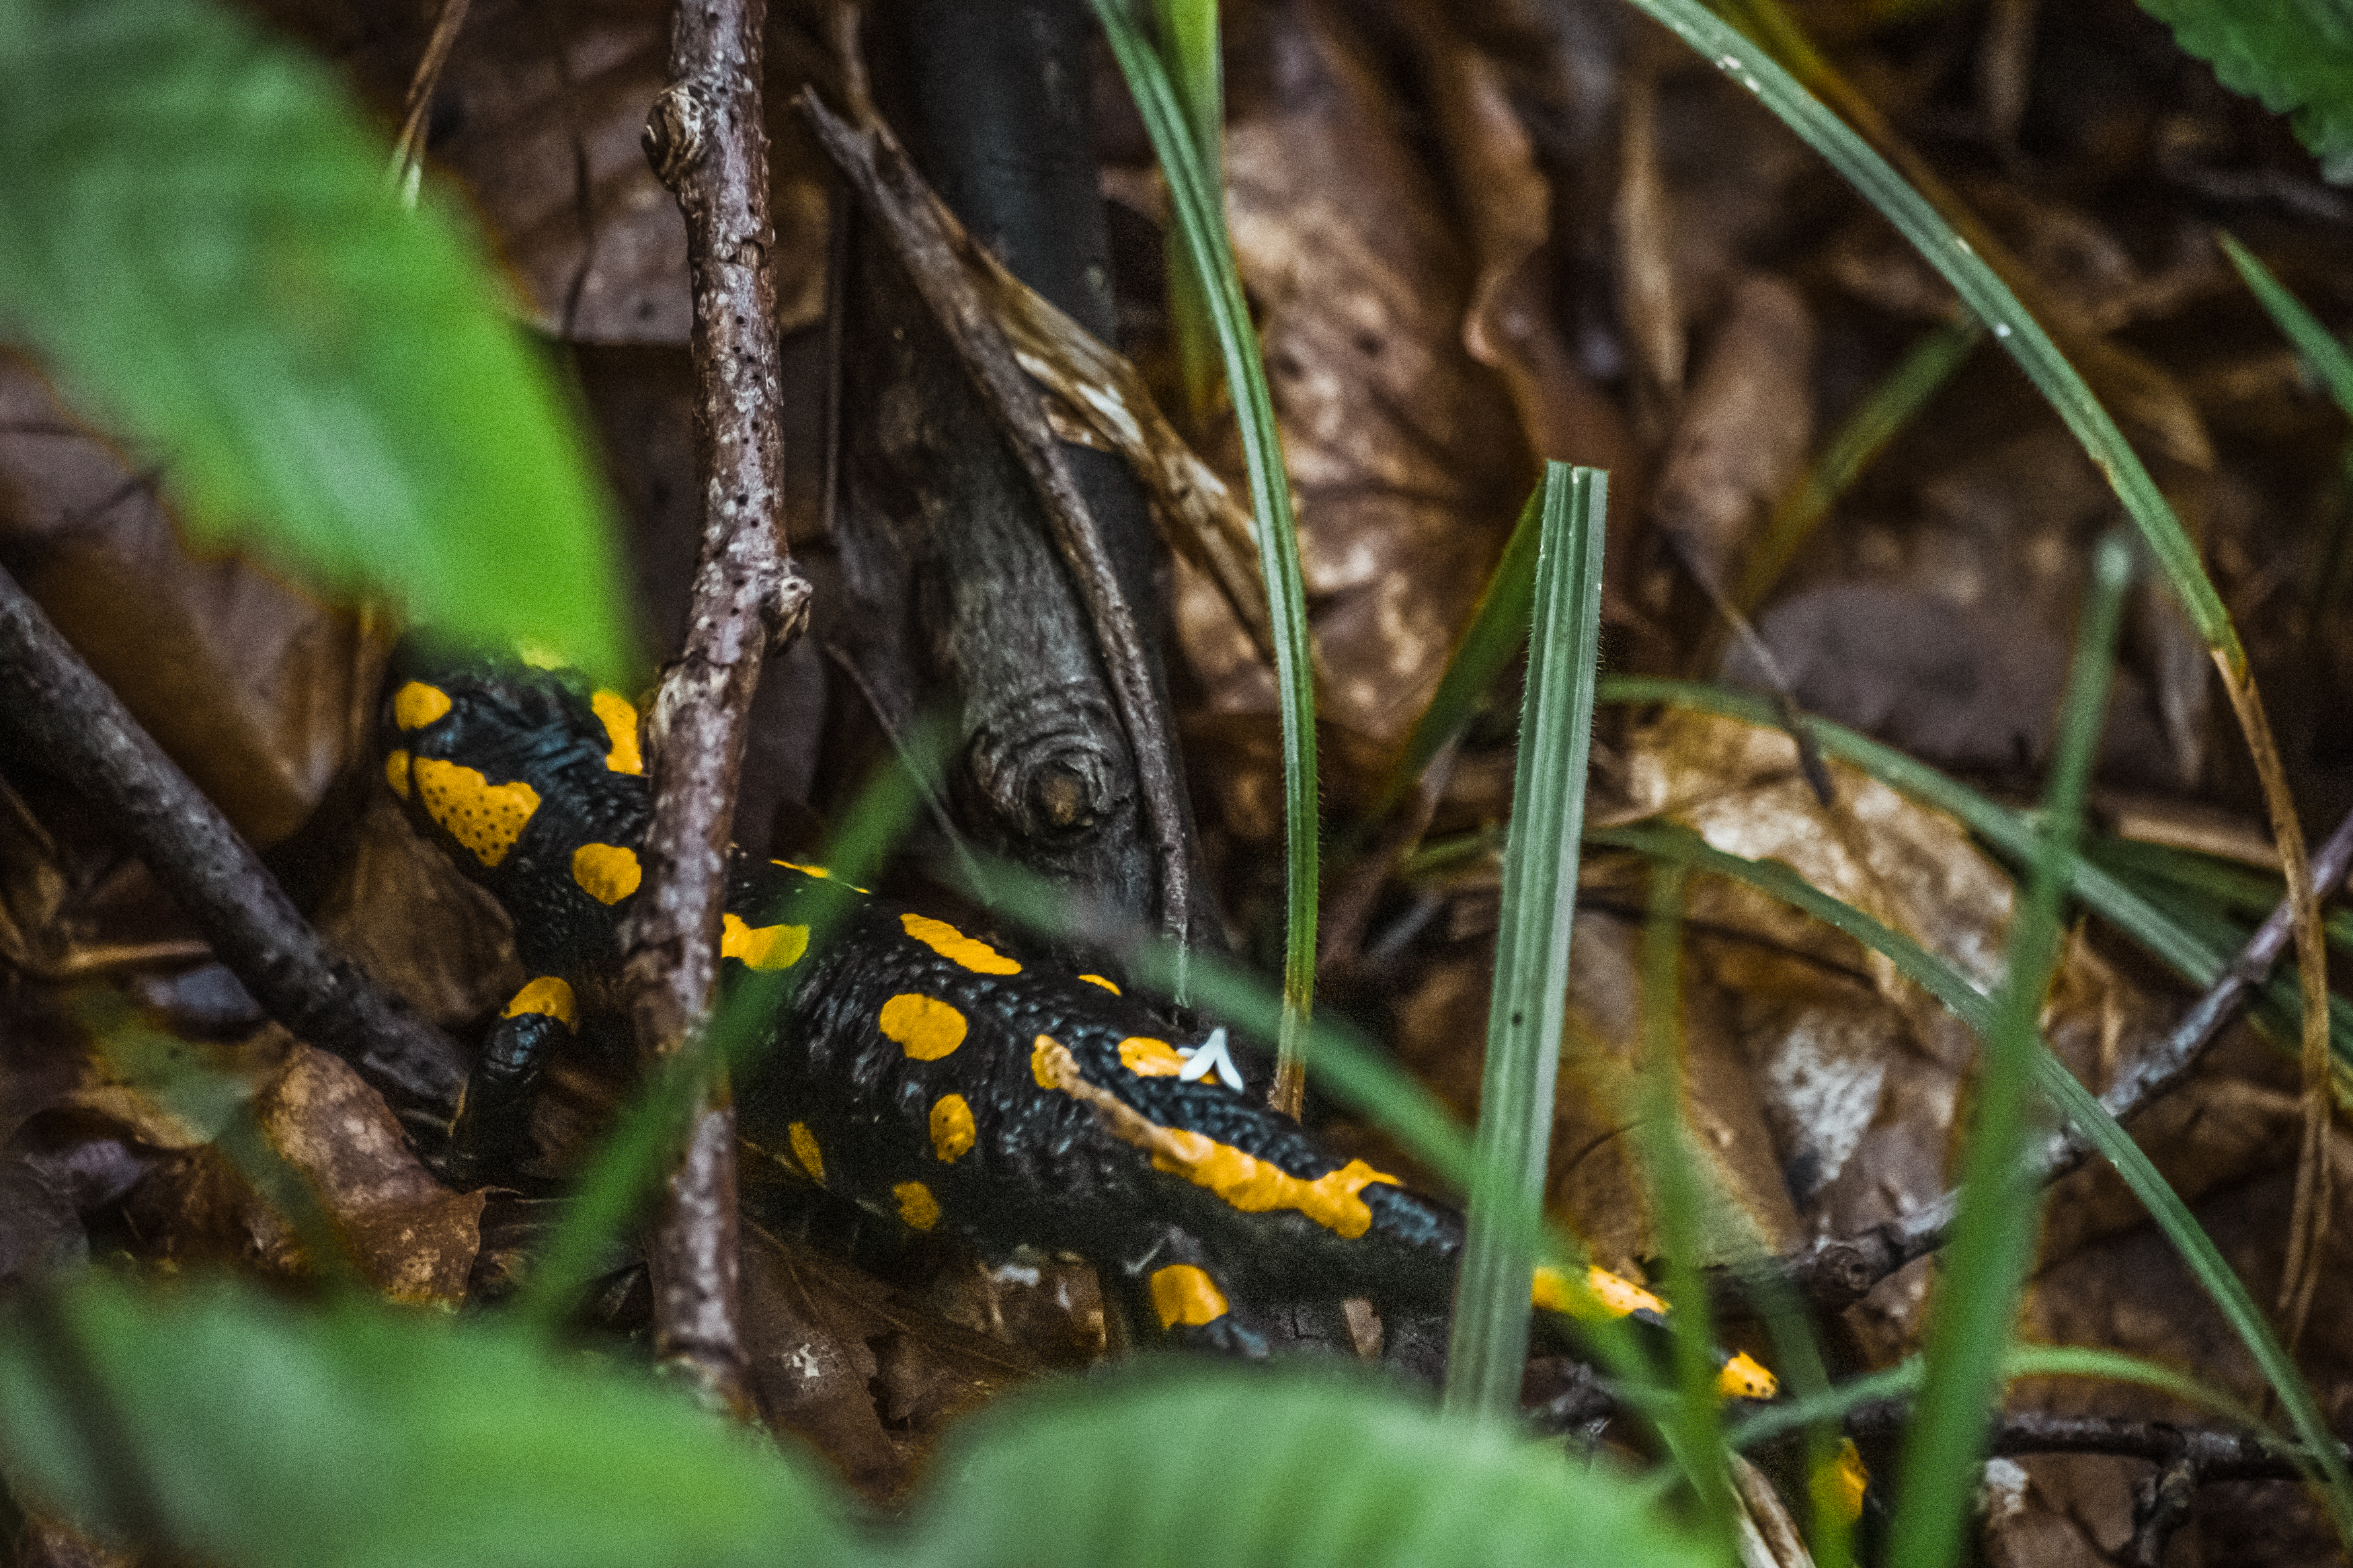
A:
[1117, 1229, 1268, 1358]
[447, 977, 576, 1185]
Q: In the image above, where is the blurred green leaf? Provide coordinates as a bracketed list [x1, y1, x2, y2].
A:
[2138, 1, 2353, 182]
[0, 1276, 851, 1568]
[0, 0, 632, 680]
[907, 1362, 1714, 1568]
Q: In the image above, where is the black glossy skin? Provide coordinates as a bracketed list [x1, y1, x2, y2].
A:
[385, 662, 1468, 1354]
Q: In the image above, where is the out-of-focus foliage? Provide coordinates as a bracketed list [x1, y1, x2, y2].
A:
[0, 1276, 1714, 1568]
[0, 0, 632, 679]
[2137, 0, 2353, 181]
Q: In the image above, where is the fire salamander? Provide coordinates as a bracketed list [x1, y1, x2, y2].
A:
[384, 660, 1798, 1413]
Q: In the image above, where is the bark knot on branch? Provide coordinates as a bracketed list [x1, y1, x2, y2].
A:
[644, 83, 714, 190]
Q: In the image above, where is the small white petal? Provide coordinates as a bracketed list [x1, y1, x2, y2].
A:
[1177, 1027, 1244, 1091]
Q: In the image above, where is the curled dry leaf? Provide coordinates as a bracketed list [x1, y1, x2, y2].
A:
[1601, 706, 2166, 1348]
[1648, 273, 1817, 606]
[105, 1032, 484, 1303]
[1401, 1, 1635, 493]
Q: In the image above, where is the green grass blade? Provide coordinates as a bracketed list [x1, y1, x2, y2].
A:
[2221, 233, 2353, 418]
[1373, 481, 1546, 825]
[1587, 822, 2353, 1546]
[1888, 532, 2129, 1568]
[1093, 0, 1320, 1104]
[1443, 464, 1607, 1419]
[1621, 0, 2237, 665]
[1734, 317, 1982, 611]
[0, 0, 632, 681]
[1153, 0, 1225, 423]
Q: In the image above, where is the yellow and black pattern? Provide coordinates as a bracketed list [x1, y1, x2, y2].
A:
[385, 661, 1796, 1391]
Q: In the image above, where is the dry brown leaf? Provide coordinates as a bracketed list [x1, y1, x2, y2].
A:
[1598, 704, 2168, 1349]
[108, 1033, 484, 1303]
[0, 362, 389, 852]
[740, 1221, 1037, 1503]
[315, 795, 524, 1030]
[1172, 0, 1529, 744]
[1650, 274, 1817, 604]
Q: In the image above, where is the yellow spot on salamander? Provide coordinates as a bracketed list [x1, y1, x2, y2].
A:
[392, 681, 452, 730]
[571, 842, 642, 904]
[721, 912, 807, 971]
[1817, 1439, 1870, 1525]
[1151, 1135, 1399, 1239]
[1717, 1351, 1778, 1401]
[787, 1122, 825, 1184]
[385, 749, 411, 798]
[879, 993, 967, 1061]
[893, 1180, 941, 1231]
[1079, 974, 1120, 995]
[1532, 1263, 1670, 1322]
[900, 912, 1021, 975]
[1118, 1036, 1187, 1077]
[1149, 1264, 1229, 1329]
[929, 1094, 975, 1161]
[502, 976, 575, 1030]
[412, 757, 541, 867]
[1029, 1035, 1402, 1238]
[590, 691, 643, 774]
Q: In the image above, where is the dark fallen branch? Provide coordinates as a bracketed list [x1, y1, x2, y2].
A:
[801, 91, 1197, 953]
[0, 564, 467, 1142]
[629, 0, 812, 1413]
[1757, 800, 2353, 1311]
[1845, 1399, 2344, 1483]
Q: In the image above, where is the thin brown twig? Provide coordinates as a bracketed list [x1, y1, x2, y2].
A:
[0, 564, 468, 1143]
[1843, 1401, 2340, 1483]
[1754, 799, 2353, 1311]
[627, 0, 813, 1415]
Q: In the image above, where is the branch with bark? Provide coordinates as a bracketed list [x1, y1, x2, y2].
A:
[0, 564, 468, 1145]
[627, 0, 812, 1413]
